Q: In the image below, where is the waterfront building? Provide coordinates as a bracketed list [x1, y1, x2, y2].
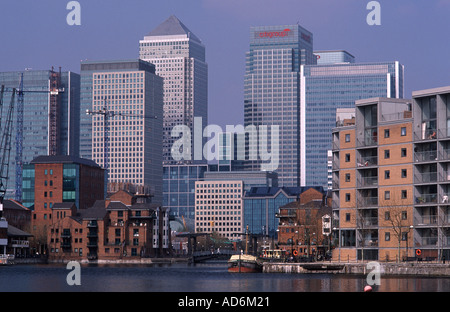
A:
[80, 59, 164, 203]
[195, 180, 243, 238]
[194, 171, 278, 239]
[277, 188, 331, 258]
[47, 190, 170, 261]
[331, 97, 414, 261]
[139, 15, 208, 165]
[0, 69, 80, 199]
[243, 186, 326, 241]
[22, 155, 105, 254]
[301, 58, 405, 189]
[243, 24, 315, 187]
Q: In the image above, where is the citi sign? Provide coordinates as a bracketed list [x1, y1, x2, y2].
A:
[258, 28, 291, 38]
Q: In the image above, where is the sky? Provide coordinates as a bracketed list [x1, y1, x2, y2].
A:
[0, 0, 449, 129]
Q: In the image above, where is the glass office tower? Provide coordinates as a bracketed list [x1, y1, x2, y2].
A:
[0, 69, 80, 199]
[139, 15, 208, 165]
[244, 24, 315, 187]
[300, 59, 404, 188]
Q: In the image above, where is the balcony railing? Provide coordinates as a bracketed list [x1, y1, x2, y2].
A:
[358, 216, 378, 227]
[418, 236, 438, 246]
[414, 172, 437, 184]
[415, 194, 438, 204]
[414, 150, 437, 162]
[359, 239, 379, 247]
[358, 176, 378, 187]
[414, 128, 437, 141]
[357, 156, 377, 167]
[415, 215, 438, 225]
[358, 197, 378, 207]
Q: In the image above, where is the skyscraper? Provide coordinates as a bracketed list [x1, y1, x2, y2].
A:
[244, 24, 315, 187]
[301, 57, 404, 188]
[139, 15, 208, 164]
[0, 69, 80, 199]
[80, 59, 164, 204]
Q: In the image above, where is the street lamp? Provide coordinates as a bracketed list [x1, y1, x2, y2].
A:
[406, 225, 413, 261]
[333, 227, 340, 262]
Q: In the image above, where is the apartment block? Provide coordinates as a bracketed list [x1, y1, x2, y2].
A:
[331, 97, 414, 261]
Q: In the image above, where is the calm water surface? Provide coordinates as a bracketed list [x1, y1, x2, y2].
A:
[1, 262, 450, 292]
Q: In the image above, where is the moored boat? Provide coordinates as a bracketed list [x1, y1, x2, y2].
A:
[228, 254, 263, 273]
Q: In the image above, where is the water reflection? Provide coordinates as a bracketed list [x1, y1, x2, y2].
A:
[1, 263, 449, 292]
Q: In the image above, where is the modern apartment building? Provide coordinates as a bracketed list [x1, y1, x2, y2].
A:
[301, 59, 404, 188]
[331, 97, 415, 261]
[243, 24, 315, 187]
[80, 59, 164, 203]
[0, 69, 80, 199]
[139, 15, 208, 164]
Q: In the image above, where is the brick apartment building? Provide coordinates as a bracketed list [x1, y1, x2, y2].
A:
[329, 90, 450, 262]
[47, 190, 171, 261]
[23, 155, 105, 254]
[277, 187, 331, 259]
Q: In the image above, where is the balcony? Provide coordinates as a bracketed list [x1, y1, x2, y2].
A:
[415, 215, 438, 225]
[357, 155, 377, 168]
[358, 176, 378, 188]
[414, 128, 437, 141]
[414, 150, 437, 163]
[11, 240, 29, 248]
[358, 216, 378, 227]
[415, 194, 438, 205]
[87, 221, 98, 228]
[417, 236, 438, 247]
[414, 172, 437, 184]
[358, 196, 378, 208]
[357, 135, 377, 148]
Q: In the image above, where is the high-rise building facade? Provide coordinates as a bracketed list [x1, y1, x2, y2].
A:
[301, 59, 404, 188]
[80, 59, 164, 204]
[139, 15, 208, 164]
[244, 24, 315, 187]
[0, 69, 80, 199]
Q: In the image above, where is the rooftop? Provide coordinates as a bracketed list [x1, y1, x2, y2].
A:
[30, 155, 101, 168]
[146, 15, 202, 43]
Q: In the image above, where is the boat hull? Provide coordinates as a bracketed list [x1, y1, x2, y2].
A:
[227, 255, 263, 273]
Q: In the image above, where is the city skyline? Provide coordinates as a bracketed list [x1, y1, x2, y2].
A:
[0, 0, 448, 130]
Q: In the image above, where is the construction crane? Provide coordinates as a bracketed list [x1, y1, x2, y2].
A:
[3, 69, 64, 201]
[0, 87, 16, 217]
[86, 103, 158, 190]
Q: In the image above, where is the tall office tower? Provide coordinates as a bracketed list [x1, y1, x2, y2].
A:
[314, 50, 355, 65]
[0, 69, 80, 199]
[139, 15, 208, 164]
[244, 24, 315, 187]
[80, 59, 164, 204]
[301, 57, 404, 188]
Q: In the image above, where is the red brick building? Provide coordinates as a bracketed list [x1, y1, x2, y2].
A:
[47, 190, 171, 262]
[277, 188, 331, 259]
[24, 155, 105, 254]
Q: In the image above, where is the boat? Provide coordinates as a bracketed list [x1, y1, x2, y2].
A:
[227, 226, 263, 273]
[228, 253, 263, 273]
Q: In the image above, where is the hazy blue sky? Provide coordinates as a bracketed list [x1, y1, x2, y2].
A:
[0, 0, 449, 128]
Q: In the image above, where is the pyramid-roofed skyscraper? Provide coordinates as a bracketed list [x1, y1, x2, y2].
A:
[139, 15, 208, 164]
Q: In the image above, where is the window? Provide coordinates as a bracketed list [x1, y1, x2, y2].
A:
[401, 232, 408, 241]
[402, 169, 407, 178]
[385, 232, 390, 241]
[402, 211, 407, 220]
[401, 148, 407, 157]
[385, 191, 390, 200]
[401, 127, 407, 136]
[402, 190, 407, 199]
[384, 129, 390, 138]
[345, 213, 351, 222]
[385, 211, 390, 220]
[345, 134, 350, 142]
[345, 193, 351, 202]
[385, 170, 390, 179]
[345, 153, 350, 162]
[345, 173, 351, 182]
[384, 150, 390, 159]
